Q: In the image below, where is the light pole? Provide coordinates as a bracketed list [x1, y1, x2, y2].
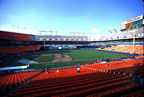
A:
[132, 28, 136, 57]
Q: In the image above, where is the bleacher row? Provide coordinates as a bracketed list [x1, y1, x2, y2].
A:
[0, 58, 143, 97]
[0, 45, 41, 54]
[8, 72, 133, 97]
[104, 45, 144, 55]
[0, 71, 41, 96]
[0, 31, 41, 55]
[0, 31, 35, 41]
[83, 59, 144, 76]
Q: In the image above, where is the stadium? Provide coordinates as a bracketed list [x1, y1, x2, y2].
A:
[0, 12, 144, 97]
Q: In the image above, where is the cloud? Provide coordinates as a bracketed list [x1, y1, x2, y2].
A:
[91, 28, 101, 34]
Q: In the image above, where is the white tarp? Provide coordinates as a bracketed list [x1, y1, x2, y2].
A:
[17, 59, 38, 64]
[0, 65, 29, 71]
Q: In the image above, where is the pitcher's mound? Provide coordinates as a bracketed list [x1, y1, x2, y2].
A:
[52, 54, 72, 63]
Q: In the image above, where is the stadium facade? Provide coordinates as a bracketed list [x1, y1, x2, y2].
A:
[0, 14, 143, 60]
[0, 15, 143, 52]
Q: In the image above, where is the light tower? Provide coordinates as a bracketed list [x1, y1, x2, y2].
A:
[39, 30, 58, 48]
[132, 28, 136, 57]
[39, 30, 57, 36]
[109, 27, 118, 34]
[70, 32, 85, 36]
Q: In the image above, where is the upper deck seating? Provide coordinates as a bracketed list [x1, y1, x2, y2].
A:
[0, 31, 35, 41]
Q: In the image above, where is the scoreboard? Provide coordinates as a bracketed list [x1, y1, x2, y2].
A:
[120, 15, 144, 31]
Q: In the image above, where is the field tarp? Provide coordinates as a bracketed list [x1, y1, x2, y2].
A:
[17, 59, 38, 65]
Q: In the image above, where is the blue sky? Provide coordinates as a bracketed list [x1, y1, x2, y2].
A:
[0, 0, 143, 35]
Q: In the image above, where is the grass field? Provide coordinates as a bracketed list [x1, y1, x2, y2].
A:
[33, 56, 55, 62]
[25, 50, 127, 69]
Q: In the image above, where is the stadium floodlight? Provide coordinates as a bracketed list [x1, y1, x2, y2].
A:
[39, 30, 57, 35]
[78, 32, 85, 35]
[70, 32, 85, 36]
[56, 31, 58, 35]
[109, 27, 118, 34]
[70, 32, 76, 36]
[113, 28, 118, 33]
[108, 30, 112, 34]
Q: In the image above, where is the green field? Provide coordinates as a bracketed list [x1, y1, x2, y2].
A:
[25, 50, 127, 69]
[33, 56, 55, 62]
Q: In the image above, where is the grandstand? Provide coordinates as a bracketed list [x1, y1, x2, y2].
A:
[103, 45, 144, 55]
[0, 15, 144, 97]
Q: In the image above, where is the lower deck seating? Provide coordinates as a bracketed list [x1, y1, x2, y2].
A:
[87, 83, 143, 97]
[0, 31, 35, 41]
[104, 45, 144, 55]
[8, 71, 131, 97]
[0, 59, 143, 97]
[82, 59, 143, 72]
[7, 59, 144, 97]
[124, 89, 144, 97]
[0, 71, 41, 96]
